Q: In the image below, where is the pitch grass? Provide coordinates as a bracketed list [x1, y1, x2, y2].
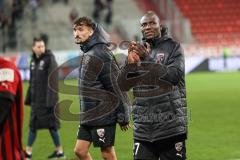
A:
[21, 72, 240, 160]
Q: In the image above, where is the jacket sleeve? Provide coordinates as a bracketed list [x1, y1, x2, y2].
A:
[25, 59, 32, 105]
[47, 54, 59, 107]
[0, 98, 12, 136]
[144, 43, 184, 85]
[161, 43, 185, 85]
[115, 93, 130, 126]
[98, 52, 130, 126]
[24, 85, 31, 105]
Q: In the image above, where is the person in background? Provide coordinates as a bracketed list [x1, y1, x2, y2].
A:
[93, 0, 113, 26]
[24, 37, 66, 160]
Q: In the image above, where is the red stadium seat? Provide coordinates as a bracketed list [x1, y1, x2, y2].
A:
[174, 0, 240, 45]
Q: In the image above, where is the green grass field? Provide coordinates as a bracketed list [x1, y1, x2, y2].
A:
[21, 72, 240, 160]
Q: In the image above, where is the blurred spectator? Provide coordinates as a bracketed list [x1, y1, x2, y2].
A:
[0, 9, 8, 52]
[93, 0, 104, 23]
[52, 0, 58, 3]
[69, 7, 79, 24]
[52, 0, 68, 4]
[29, 0, 38, 23]
[64, 0, 68, 5]
[223, 47, 231, 68]
[104, 0, 113, 25]
[0, 0, 3, 8]
[93, 0, 113, 26]
[37, 0, 45, 7]
[7, 22, 17, 49]
[12, 0, 24, 21]
[1, 0, 12, 18]
[0, 0, 18, 50]
[8, 0, 24, 49]
[0, 0, 26, 52]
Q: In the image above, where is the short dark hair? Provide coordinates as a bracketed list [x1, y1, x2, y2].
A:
[142, 11, 160, 23]
[145, 11, 157, 17]
[32, 37, 44, 46]
[73, 16, 95, 29]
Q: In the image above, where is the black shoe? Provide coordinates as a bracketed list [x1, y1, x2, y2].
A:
[48, 151, 66, 159]
[24, 151, 32, 160]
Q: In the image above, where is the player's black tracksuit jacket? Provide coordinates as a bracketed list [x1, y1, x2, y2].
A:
[131, 32, 187, 143]
[79, 24, 130, 126]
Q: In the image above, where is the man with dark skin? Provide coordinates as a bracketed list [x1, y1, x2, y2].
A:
[127, 11, 187, 160]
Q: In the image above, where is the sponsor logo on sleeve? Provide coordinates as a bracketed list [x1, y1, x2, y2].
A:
[0, 68, 14, 82]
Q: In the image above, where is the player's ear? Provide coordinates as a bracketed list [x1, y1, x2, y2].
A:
[89, 27, 94, 36]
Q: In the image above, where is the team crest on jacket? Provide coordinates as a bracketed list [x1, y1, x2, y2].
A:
[39, 60, 45, 70]
[156, 53, 165, 63]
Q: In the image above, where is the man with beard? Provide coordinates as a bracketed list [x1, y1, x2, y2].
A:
[73, 17, 130, 160]
[127, 11, 187, 160]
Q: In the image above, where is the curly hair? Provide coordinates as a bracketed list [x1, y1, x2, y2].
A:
[73, 17, 95, 29]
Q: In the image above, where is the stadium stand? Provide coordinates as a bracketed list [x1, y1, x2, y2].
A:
[174, 0, 240, 45]
[1, 0, 240, 57]
[1, 0, 140, 52]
